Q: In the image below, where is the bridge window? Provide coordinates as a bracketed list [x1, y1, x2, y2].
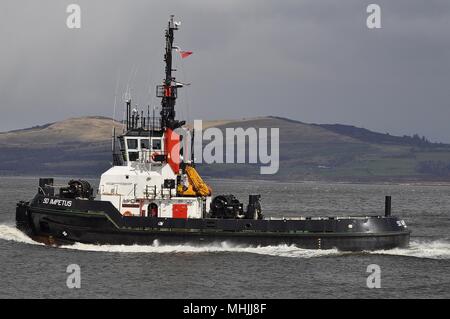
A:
[141, 139, 150, 150]
[152, 139, 162, 150]
[127, 139, 138, 150]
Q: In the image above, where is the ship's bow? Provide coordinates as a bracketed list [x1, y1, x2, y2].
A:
[16, 201, 34, 236]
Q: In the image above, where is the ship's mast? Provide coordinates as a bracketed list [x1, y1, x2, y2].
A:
[159, 15, 185, 131]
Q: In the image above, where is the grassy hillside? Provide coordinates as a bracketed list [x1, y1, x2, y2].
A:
[0, 117, 122, 175]
[197, 117, 450, 181]
[2, 116, 450, 181]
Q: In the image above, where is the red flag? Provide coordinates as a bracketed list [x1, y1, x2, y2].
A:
[180, 51, 193, 59]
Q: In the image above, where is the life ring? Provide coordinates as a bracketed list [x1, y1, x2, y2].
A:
[123, 211, 132, 217]
[150, 152, 162, 163]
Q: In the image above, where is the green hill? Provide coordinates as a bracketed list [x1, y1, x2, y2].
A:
[2, 116, 450, 181]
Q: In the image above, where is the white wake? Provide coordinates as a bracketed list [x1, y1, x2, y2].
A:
[368, 239, 450, 260]
[0, 224, 43, 246]
[61, 240, 343, 258]
[1, 224, 449, 259]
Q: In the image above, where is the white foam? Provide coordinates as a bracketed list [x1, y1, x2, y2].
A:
[60, 240, 450, 260]
[61, 240, 343, 258]
[1, 224, 448, 259]
[0, 224, 340, 258]
[55, 239, 450, 259]
[368, 239, 450, 260]
[0, 224, 43, 246]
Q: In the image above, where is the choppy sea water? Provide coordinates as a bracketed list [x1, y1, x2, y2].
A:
[0, 176, 449, 298]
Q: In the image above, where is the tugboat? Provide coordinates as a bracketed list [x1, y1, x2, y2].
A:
[16, 16, 410, 251]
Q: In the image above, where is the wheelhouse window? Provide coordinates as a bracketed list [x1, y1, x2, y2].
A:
[140, 139, 150, 150]
[127, 139, 138, 150]
[152, 139, 162, 150]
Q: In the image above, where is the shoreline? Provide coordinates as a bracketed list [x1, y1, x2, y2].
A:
[3, 173, 450, 187]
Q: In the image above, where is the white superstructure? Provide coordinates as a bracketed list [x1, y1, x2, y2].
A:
[99, 130, 211, 218]
[98, 16, 212, 219]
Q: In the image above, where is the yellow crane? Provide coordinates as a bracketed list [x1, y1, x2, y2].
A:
[177, 165, 212, 197]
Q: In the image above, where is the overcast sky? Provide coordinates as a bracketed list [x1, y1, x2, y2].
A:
[1, 0, 450, 141]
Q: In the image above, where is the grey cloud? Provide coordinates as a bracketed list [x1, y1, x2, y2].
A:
[1, 0, 449, 142]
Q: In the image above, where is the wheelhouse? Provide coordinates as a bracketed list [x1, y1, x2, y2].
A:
[118, 135, 164, 164]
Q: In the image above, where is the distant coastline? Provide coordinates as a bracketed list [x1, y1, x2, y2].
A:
[2, 115, 450, 182]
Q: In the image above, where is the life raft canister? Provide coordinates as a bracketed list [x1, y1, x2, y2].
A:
[150, 152, 162, 163]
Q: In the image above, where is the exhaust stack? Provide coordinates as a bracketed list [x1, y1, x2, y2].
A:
[385, 196, 392, 217]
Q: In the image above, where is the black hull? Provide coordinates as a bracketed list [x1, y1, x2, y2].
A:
[16, 195, 411, 251]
